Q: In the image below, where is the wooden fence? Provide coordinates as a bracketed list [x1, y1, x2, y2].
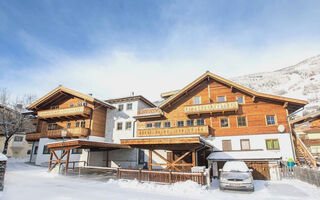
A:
[77, 166, 207, 185]
[116, 168, 206, 185]
[282, 166, 320, 187]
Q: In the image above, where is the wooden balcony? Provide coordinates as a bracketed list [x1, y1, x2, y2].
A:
[47, 128, 89, 139]
[135, 108, 164, 119]
[38, 106, 91, 120]
[26, 132, 41, 142]
[184, 102, 239, 115]
[137, 125, 209, 137]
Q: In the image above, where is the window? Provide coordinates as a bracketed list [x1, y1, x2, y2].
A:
[14, 136, 23, 142]
[27, 150, 31, 155]
[117, 122, 123, 130]
[34, 146, 38, 154]
[237, 116, 247, 127]
[127, 103, 133, 110]
[43, 145, 50, 154]
[237, 96, 245, 104]
[69, 104, 74, 107]
[146, 123, 152, 128]
[138, 149, 145, 164]
[75, 122, 80, 127]
[193, 96, 201, 105]
[186, 119, 194, 126]
[67, 122, 71, 128]
[77, 102, 82, 106]
[80, 121, 86, 128]
[164, 122, 171, 128]
[48, 123, 58, 130]
[155, 122, 161, 128]
[266, 139, 280, 150]
[118, 104, 124, 111]
[222, 140, 232, 151]
[72, 148, 82, 154]
[217, 96, 226, 102]
[126, 121, 132, 130]
[83, 102, 88, 106]
[197, 119, 205, 126]
[220, 118, 229, 128]
[266, 115, 276, 125]
[240, 139, 250, 150]
[177, 121, 184, 127]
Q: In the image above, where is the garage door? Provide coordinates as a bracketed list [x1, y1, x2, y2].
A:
[245, 161, 270, 180]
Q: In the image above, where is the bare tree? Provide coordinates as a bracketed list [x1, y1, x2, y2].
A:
[0, 88, 36, 154]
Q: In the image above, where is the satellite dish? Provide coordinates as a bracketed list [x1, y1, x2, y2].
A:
[278, 125, 285, 133]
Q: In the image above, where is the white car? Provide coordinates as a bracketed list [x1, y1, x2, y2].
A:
[219, 161, 254, 192]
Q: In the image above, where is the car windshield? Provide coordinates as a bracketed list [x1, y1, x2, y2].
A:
[221, 171, 250, 180]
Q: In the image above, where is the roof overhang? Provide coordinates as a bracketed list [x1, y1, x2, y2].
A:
[207, 150, 281, 161]
[121, 135, 213, 151]
[47, 139, 130, 151]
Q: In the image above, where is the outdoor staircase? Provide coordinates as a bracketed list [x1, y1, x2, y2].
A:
[292, 130, 318, 168]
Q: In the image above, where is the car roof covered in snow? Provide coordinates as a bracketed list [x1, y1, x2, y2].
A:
[222, 161, 249, 172]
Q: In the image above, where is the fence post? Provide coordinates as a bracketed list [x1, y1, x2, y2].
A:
[138, 168, 142, 182]
[116, 168, 120, 180]
[169, 170, 172, 184]
[201, 172, 204, 185]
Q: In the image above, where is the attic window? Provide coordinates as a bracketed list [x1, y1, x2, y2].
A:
[217, 96, 226, 102]
[193, 97, 201, 105]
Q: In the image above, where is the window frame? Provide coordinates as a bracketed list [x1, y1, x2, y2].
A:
[43, 145, 50, 154]
[154, 122, 161, 128]
[67, 122, 71, 128]
[72, 148, 82, 154]
[265, 139, 280, 150]
[220, 118, 230, 128]
[265, 115, 277, 126]
[186, 119, 194, 126]
[126, 103, 133, 110]
[193, 96, 201, 105]
[196, 119, 205, 126]
[236, 96, 245, 104]
[177, 120, 184, 127]
[217, 96, 226, 102]
[240, 139, 250, 150]
[80, 121, 86, 128]
[117, 122, 123, 130]
[13, 136, 23, 142]
[237, 116, 247, 127]
[222, 140, 232, 151]
[125, 121, 132, 130]
[164, 121, 171, 128]
[34, 146, 38, 154]
[146, 123, 153, 128]
[118, 104, 124, 111]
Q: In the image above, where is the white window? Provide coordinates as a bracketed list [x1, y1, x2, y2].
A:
[125, 122, 132, 130]
[126, 103, 133, 110]
[117, 122, 123, 130]
[118, 104, 124, 111]
[193, 97, 201, 105]
[217, 96, 226, 102]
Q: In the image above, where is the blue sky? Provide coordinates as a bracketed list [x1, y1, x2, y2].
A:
[1, 0, 320, 101]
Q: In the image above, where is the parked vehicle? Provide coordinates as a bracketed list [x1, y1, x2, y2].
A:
[219, 161, 254, 192]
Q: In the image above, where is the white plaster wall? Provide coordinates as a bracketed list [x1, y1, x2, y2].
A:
[206, 133, 295, 161]
[88, 151, 105, 167]
[108, 149, 139, 168]
[30, 141, 39, 163]
[35, 138, 87, 166]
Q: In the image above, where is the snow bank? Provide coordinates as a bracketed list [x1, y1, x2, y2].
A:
[0, 153, 7, 161]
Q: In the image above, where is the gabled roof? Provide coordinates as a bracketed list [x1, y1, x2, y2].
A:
[159, 71, 308, 109]
[105, 95, 156, 108]
[27, 86, 115, 110]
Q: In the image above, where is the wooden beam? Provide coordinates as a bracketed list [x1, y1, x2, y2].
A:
[149, 150, 152, 171]
[192, 151, 196, 167]
[283, 102, 288, 108]
[65, 150, 70, 174]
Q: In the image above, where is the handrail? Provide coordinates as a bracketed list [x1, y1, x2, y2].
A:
[293, 130, 317, 168]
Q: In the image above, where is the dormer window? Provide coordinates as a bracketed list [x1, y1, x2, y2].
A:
[193, 96, 201, 105]
[217, 96, 226, 102]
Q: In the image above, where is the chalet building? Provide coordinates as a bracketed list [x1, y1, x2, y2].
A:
[121, 71, 308, 180]
[25, 86, 155, 169]
[291, 111, 320, 164]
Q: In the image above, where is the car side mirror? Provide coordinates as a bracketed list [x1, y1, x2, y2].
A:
[249, 169, 253, 172]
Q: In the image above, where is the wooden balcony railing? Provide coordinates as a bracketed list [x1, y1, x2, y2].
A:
[47, 128, 89, 139]
[137, 125, 209, 137]
[184, 102, 239, 115]
[38, 106, 91, 120]
[26, 132, 41, 142]
[135, 108, 164, 119]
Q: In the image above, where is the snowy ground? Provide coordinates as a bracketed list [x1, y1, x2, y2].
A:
[1, 159, 320, 200]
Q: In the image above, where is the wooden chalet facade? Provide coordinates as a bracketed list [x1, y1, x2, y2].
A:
[121, 71, 308, 179]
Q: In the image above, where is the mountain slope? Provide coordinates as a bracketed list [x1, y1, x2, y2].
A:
[232, 55, 320, 115]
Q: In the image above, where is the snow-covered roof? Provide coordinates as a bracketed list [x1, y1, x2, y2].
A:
[222, 161, 249, 172]
[207, 150, 281, 161]
[0, 153, 8, 161]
